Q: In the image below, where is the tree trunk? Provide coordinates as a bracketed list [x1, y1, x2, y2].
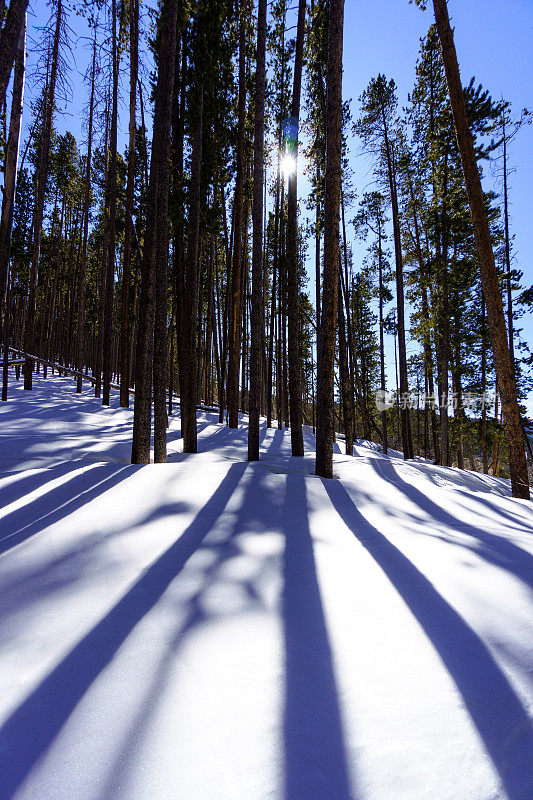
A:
[1, 14, 25, 401]
[102, 0, 119, 406]
[23, 0, 61, 389]
[152, 26, 179, 462]
[502, 116, 515, 373]
[337, 273, 353, 455]
[119, 0, 138, 407]
[75, 29, 96, 394]
[286, 0, 306, 456]
[480, 293, 488, 474]
[0, 0, 27, 107]
[248, 0, 267, 460]
[180, 84, 203, 454]
[227, 7, 247, 428]
[315, 0, 344, 479]
[131, 0, 179, 464]
[432, 0, 529, 499]
[377, 223, 388, 454]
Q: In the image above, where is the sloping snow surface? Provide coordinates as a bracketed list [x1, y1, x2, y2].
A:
[0, 373, 532, 800]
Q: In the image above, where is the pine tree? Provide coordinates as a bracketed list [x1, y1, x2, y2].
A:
[248, 0, 267, 461]
[427, 0, 530, 499]
[315, 0, 344, 479]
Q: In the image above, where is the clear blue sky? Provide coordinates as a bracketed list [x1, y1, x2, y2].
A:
[21, 0, 533, 410]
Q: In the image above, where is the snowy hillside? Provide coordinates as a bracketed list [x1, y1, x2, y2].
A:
[0, 373, 532, 800]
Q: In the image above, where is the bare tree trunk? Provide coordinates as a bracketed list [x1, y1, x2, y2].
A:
[227, 6, 247, 428]
[131, 0, 179, 464]
[315, 0, 344, 479]
[1, 14, 25, 401]
[248, 0, 267, 460]
[120, 0, 138, 407]
[102, 0, 119, 406]
[23, 0, 61, 389]
[0, 0, 27, 107]
[480, 292, 488, 474]
[75, 29, 96, 393]
[315, 162, 321, 330]
[337, 273, 353, 455]
[286, 0, 306, 456]
[152, 32, 180, 462]
[432, 0, 529, 499]
[180, 84, 203, 454]
[502, 116, 515, 373]
[377, 223, 388, 454]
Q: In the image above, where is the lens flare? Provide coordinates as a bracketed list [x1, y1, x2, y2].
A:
[280, 153, 296, 178]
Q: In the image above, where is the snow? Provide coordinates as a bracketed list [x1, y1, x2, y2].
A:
[0, 372, 532, 800]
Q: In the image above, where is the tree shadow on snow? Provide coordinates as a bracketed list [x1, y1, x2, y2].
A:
[369, 460, 533, 592]
[92, 468, 356, 800]
[91, 464, 280, 800]
[323, 478, 533, 800]
[0, 462, 247, 800]
[282, 473, 354, 800]
[0, 464, 134, 556]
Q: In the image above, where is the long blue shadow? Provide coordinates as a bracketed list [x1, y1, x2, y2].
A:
[0, 460, 79, 500]
[93, 465, 275, 800]
[0, 465, 133, 556]
[324, 478, 533, 800]
[370, 460, 533, 591]
[282, 473, 354, 800]
[266, 427, 285, 454]
[0, 462, 246, 800]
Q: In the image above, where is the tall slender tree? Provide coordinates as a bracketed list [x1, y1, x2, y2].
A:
[131, 0, 179, 464]
[0, 0, 27, 106]
[248, 0, 267, 461]
[285, 0, 306, 456]
[315, 0, 344, 479]
[102, 0, 119, 406]
[23, 0, 62, 389]
[75, 25, 97, 394]
[1, 13, 25, 401]
[428, 0, 530, 499]
[120, 0, 139, 407]
[227, 1, 248, 429]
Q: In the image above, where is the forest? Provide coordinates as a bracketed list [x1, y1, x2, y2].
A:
[0, 0, 531, 497]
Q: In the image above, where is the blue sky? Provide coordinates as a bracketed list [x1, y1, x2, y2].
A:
[20, 0, 533, 410]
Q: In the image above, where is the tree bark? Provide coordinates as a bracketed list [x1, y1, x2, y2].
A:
[1, 14, 25, 401]
[102, 0, 119, 406]
[285, 0, 306, 456]
[377, 222, 388, 454]
[248, 0, 267, 460]
[432, 0, 529, 499]
[131, 0, 179, 464]
[227, 5, 247, 429]
[75, 29, 96, 394]
[119, 0, 138, 407]
[23, 0, 61, 389]
[0, 0, 27, 107]
[152, 25, 179, 462]
[180, 84, 203, 454]
[337, 272, 354, 455]
[315, 0, 344, 479]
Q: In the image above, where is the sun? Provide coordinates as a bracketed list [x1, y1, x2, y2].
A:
[280, 153, 296, 179]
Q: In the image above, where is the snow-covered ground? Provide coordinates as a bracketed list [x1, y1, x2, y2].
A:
[0, 373, 532, 800]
